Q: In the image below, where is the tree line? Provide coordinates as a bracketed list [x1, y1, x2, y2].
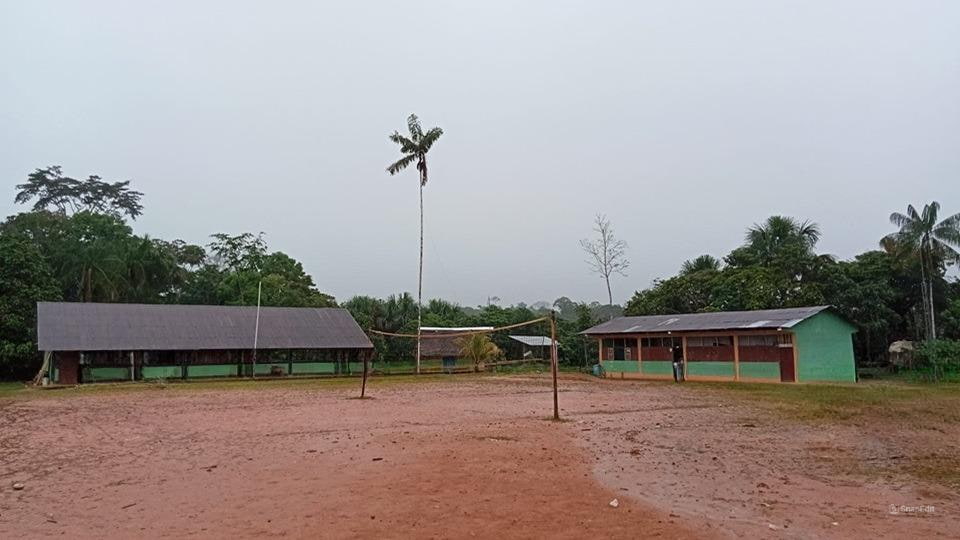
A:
[0, 167, 335, 379]
[2, 164, 958, 379]
[622, 212, 960, 369]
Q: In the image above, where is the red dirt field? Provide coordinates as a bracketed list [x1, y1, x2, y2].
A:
[1, 375, 957, 539]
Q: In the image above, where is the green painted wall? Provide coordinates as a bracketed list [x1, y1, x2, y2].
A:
[347, 362, 365, 373]
[84, 367, 130, 381]
[142, 366, 183, 379]
[254, 363, 288, 375]
[187, 364, 238, 378]
[641, 361, 673, 375]
[603, 360, 640, 373]
[292, 362, 336, 374]
[739, 362, 780, 379]
[792, 311, 857, 382]
[687, 361, 734, 377]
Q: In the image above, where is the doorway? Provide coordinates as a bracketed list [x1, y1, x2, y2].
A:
[778, 334, 796, 382]
[56, 352, 79, 384]
[671, 337, 685, 382]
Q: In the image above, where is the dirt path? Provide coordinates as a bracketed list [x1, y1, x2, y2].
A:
[0, 376, 956, 538]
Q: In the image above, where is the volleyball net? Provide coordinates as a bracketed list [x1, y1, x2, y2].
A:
[363, 315, 561, 419]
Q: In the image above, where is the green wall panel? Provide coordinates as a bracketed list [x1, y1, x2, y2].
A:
[641, 361, 673, 375]
[739, 362, 780, 380]
[142, 366, 183, 379]
[85, 367, 130, 381]
[792, 311, 857, 382]
[292, 362, 336, 374]
[254, 363, 288, 375]
[348, 362, 365, 373]
[687, 361, 734, 377]
[187, 364, 238, 378]
[603, 360, 640, 373]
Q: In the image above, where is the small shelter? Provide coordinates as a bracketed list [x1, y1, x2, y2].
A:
[507, 335, 556, 360]
[419, 327, 493, 369]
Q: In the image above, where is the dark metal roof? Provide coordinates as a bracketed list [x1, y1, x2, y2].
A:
[419, 336, 462, 358]
[37, 302, 373, 351]
[581, 306, 833, 335]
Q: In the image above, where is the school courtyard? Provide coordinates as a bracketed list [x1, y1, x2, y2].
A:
[1, 375, 958, 539]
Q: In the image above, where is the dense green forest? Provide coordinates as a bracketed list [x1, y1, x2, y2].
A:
[624, 213, 960, 371]
[1, 166, 958, 379]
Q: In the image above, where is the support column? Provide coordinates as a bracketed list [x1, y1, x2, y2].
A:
[733, 335, 740, 382]
[681, 336, 688, 380]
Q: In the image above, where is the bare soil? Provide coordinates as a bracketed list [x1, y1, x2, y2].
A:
[0, 376, 957, 539]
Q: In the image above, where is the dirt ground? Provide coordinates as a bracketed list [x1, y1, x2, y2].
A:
[1, 375, 957, 539]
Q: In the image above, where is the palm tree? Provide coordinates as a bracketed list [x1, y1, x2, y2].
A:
[459, 333, 501, 372]
[680, 254, 721, 275]
[386, 114, 444, 374]
[882, 202, 960, 340]
[745, 216, 821, 262]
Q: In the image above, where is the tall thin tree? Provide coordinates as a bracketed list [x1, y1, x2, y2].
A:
[580, 214, 630, 306]
[386, 114, 444, 374]
[882, 202, 960, 340]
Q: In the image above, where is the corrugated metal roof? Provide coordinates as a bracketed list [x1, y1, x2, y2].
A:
[37, 302, 373, 351]
[421, 327, 494, 332]
[581, 306, 832, 335]
[508, 335, 556, 347]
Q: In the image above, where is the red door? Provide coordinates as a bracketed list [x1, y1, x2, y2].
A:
[779, 347, 795, 382]
[57, 352, 79, 384]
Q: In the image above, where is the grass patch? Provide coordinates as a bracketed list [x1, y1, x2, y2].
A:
[697, 380, 960, 422]
[0, 382, 28, 399]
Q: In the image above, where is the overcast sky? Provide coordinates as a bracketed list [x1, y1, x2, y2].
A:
[2, 1, 958, 307]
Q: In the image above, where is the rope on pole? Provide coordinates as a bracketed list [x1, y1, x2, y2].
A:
[368, 317, 549, 339]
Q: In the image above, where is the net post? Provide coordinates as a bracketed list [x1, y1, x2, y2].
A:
[361, 350, 369, 398]
[550, 311, 560, 421]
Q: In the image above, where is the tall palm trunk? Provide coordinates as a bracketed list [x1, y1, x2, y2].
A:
[918, 247, 936, 340]
[416, 179, 423, 374]
[924, 248, 937, 339]
[918, 253, 929, 339]
[85, 267, 93, 302]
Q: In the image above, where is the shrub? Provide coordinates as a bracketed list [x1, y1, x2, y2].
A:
[912, 340, 960, 382]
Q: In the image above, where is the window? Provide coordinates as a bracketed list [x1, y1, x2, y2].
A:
[641, 337, 672, 348]
[602, 338, 635, 360]
[740, 335, 777, 347]
[686, 336, 732, 347]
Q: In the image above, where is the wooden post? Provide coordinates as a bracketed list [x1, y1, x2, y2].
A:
[130, 351, 135, 381]
[681, 336, 688, 381]
[637, 336, 643, 373]
[733, 335, 740, 381]
[550, 312, 560, 421]
[792, 334, 799, 383]
[361, 351, 369, 398]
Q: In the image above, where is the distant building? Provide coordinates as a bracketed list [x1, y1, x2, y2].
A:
[37, 302, 373, 384]
[419, 327, 494, 369]
[581, 306, 856, 383]
[507, 335, 556, 360]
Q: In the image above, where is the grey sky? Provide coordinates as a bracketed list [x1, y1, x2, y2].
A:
[2, 1, 958, 307]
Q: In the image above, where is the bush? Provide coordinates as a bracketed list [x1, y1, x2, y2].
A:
[912, 340, 960, 382]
